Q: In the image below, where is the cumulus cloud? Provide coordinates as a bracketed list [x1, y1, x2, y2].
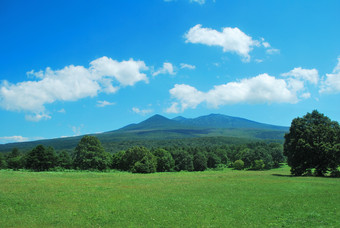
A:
[185, 24, 261, 62]
[180, 63, 196, 70]
[282, 67, 319, 85]
[96, 100, 115, 108]
[153, 62, 175, 76]
[132, 107, 153, 115]
[167, 73, 309, 112]
[320, 57, 340, 93]
[0, 56, 149, 121]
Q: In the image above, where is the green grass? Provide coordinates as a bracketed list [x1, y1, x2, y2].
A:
[0, 166, 339, 227]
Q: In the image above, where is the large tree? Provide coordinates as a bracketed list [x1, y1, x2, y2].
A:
[73, 135, 111, 170]
[284, 110, 340, 176]
[26, 145, 57, 171]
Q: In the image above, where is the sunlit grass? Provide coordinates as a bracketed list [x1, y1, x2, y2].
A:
[0, 166, 339, 227]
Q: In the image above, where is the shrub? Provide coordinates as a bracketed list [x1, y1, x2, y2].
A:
[233, 160, 244, 170]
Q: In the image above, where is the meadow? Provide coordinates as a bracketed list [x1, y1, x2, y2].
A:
[0, 166, 339, 227]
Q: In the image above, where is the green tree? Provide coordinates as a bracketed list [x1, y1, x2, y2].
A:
[131, 152, 157, 173]
[73, 136, 111, 171]
[26, 145, 57, 171]
[233, 160, 244, 170]
[6, 148, 24, 170]
[0, 153, 7, 169]
[57, 150, 72, 169]
[172, 149, 193, 171]
[284, 110, 340, 176]
[153, 148, 175, 172]
[193, 152, 208, 171]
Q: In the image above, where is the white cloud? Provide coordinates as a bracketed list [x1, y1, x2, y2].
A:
[320, 57, 340, 93]
[153, 62, 175, 76]
[180, 63, 196, 70]
[169, 84, 205, 111]
[0, 135, 29, 144]
[185, 24, 261, 62]
[58, 108, 66, 113]
[90, 56, 148, 86]
[165, 102, 181, 113]
[190, 0, 205, 4]
[168, 73, 308, 112]
[25, 113, 52, 122]
[72, 124, 84, 136]
[0, 56, 149, 121]
[282, 67, 319, 85]
[96, 100, 115, 108]
[132, 107, 153, 115]
[266, 48, 280, 55]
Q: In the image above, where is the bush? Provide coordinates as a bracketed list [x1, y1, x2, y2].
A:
[233, 160, 244, 170]
[252, 160, 265, 170]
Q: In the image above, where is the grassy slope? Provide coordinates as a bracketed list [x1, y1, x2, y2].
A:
[0, 166, 339, 227]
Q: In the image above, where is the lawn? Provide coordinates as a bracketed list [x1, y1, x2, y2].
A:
[0, 166, 339, 227]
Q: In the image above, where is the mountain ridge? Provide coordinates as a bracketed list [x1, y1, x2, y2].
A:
[0, 113, 289, 153]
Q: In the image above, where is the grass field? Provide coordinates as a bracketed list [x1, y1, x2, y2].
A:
[0, 166, 339, 227]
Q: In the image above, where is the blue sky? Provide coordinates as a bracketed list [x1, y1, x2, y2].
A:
[1, 0, 340, 144]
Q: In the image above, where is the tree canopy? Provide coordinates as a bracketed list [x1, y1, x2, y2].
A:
[73, 135, 111, 170]
[284, 110, 340, 176]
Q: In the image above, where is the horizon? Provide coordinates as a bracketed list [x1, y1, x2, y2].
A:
[1, 0, 340, 143]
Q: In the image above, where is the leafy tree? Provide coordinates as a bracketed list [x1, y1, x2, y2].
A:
[26, 145, 57, 171]
[284, 110, 340, 176]
[57, 150, 72, 169]
[172, 149, 193, 171]
[112, 150, 126, 170]
[0, 153, 7, 169]
[233, 160, 244, 170]
[73, 136, 111, 171]
[193, 152, 208, 171]
[131, 152, 157, 173]
[153, 148, 175, 172]
[207, 152, 222, 168]
[6, 148, 24, 170]
[252, 160, 265, 170]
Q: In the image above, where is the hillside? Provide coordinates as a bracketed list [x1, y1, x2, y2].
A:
[0, 113, 289, 153]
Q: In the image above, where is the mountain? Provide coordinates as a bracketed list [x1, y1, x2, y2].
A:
[0, 113, 289, 153]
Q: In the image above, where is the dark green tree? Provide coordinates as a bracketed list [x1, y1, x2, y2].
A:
[131, 152, 157, 173]
[6, 148, 24, 170]
[57, 150, 72, 169]
[284, 110, 340, 176]
[193, 152, 208, 171]
[172, 149, 194, 171]
[26, 145, 57, 171]
[0, 153, 7, 169]
[153, 148, 175, 172]
[73, 136, 111, 171]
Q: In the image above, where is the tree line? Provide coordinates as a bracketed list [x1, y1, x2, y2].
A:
[1, 110, 338, 176]
[0, 135, 284, 173]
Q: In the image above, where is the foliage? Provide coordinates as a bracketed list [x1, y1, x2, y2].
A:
[252, 160, 265, 170]
[284, 110, 340, 176]
[193, 152, 208, 171]
[131, 152, 157, 173]
[73, 136, 111, 170]
[152, 148, 175, 172]
[113, 146, 157, 173]
[6, 148, 25, 170]
[172, 149, 194, 171]
[26, 145, 57, 171]
[57, 150, 72, 169]
[233, 160, 244, 170]
[0, 153, 6, 169]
